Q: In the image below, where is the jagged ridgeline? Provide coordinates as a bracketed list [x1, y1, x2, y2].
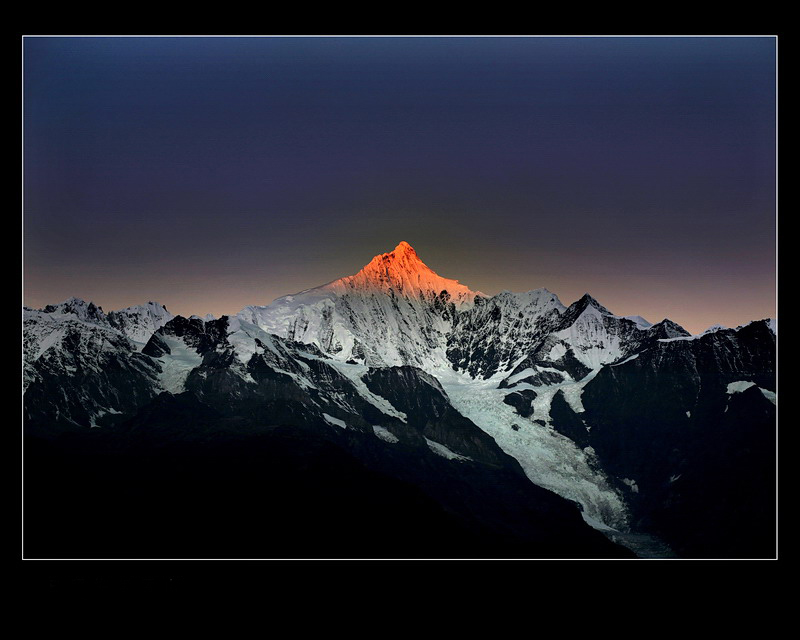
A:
[23, 242, 776, 559]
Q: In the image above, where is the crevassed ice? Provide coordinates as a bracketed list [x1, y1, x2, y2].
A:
[156, 335, 204, 394]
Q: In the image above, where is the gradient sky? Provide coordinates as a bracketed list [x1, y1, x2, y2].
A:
[23, 36, 776, 334]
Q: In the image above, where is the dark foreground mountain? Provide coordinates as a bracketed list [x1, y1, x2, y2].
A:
[23, 242, 776, 559]
[25, 413, 631, 559]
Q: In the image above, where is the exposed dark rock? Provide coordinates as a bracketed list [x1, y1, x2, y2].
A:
[549, 390, 590, 448]
[502, 389, 538, 417]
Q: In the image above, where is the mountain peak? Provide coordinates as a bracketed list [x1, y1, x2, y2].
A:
[364, 241, 425, 271]
[394, 240, 415, 254]
[650, 318, 691, 339]
[310, 242, 480, 307]
[41, 297, 107, 323]
[579, 293, 609, 311]
[567, 293, 612, 317]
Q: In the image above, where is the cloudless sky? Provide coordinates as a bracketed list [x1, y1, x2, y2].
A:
[23, 36, 776, 333]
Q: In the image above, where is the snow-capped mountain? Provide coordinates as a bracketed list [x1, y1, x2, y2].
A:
[39, 296, 108, 324]
[22, 242, 776, 558]
[494, 295, 692, 387]
[238, 241, 481, 370]
[26, 297, 173, 348]
[23, 306, 161, 426]
[24, 298, 174, 425]
[107, 301, 174, 347]
[236, 244, 696, 387]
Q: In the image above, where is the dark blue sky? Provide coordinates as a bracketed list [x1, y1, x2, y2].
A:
[23, 36, 776, 332]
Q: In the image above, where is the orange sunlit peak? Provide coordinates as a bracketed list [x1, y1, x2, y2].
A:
[394, 241, 415, 253]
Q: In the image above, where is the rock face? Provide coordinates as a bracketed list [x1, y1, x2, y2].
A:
[548, 390, 590, 448]
[22, 242, 777, 558]
[447, 289, 566, 379]
[550, 319, 777, 558]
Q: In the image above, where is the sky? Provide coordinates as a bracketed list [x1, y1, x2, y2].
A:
[23, 36, 776, 334]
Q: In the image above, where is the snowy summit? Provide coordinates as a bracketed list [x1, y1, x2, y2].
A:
[300, 241, 481, 307]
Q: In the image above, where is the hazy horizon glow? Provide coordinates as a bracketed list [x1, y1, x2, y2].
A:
[24, 37, 776, 334]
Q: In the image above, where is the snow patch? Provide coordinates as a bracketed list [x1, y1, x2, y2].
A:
[30, 325, 68, 361]
[611, 353, 640, 366]
[372, 425, 399, 443]
[322, 413, 347, 429]
[760, 388, 776, 404]
[424, 438, 471, 462]
[727, 380, 756, 394]
[622, 478, 639, 493]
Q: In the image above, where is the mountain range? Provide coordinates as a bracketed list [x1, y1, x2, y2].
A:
[23, 242, 777, 559]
